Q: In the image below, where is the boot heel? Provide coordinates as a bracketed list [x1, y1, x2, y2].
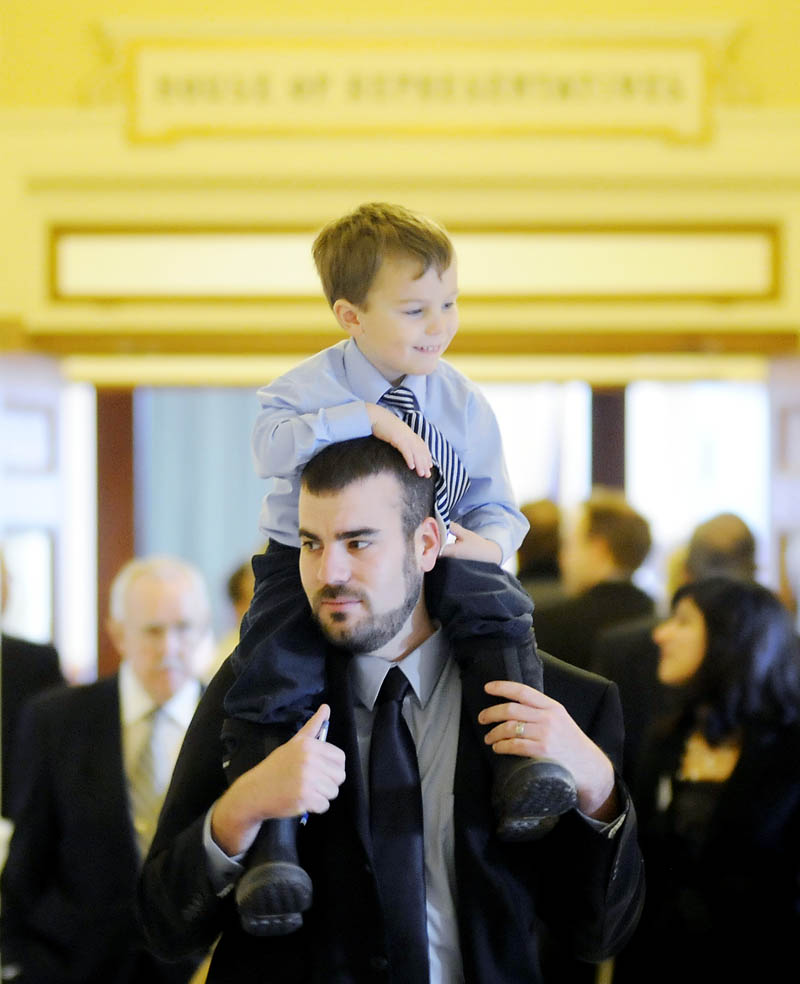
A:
[235, 818, 312, 936]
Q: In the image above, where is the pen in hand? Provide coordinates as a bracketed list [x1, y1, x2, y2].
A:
[299, 717, 329, 827]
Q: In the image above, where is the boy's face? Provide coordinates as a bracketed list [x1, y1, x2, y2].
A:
[335, 253, 458, 384]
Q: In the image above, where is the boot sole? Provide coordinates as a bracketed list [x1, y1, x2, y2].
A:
[495, 760, 578, 842]
[236, 860, 313, 937]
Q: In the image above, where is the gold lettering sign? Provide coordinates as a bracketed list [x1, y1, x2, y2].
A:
[127, 38, 711, 143]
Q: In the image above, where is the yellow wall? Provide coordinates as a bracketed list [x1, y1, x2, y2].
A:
[2, 4, 800, 377]
[3, 1, 800, 108]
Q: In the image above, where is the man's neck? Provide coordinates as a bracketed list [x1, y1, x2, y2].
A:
[370, 602, 437, 664]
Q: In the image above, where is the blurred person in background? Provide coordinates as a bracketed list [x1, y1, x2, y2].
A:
[0, 555, 210, 984]
[614, 576, 800, 984]
[682, 511, 757, 584]
[532, 488, 654, 672]
[781, 528, 800, 634]
[516, 498, 566, 610]
[211, 558, 257, 682]
[0, 547, 65, 819]
[595, 512, 759, 784]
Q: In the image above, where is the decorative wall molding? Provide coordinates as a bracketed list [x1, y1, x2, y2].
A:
[126, 36, 713, 144]
[0, 20, 798, 362]
[79, 19, 750, 136]
[49, 223, 778, 303]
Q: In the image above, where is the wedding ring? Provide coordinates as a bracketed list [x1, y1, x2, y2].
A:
[514, 721, 525, 738]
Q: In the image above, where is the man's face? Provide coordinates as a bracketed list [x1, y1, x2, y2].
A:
[559, 507, 595, 597]
[298, 473, 434, 658]
[340, 253, 459, 385]
[108, 572, 206, 705]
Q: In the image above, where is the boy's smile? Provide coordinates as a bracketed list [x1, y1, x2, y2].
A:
[334, 254, 459, 385]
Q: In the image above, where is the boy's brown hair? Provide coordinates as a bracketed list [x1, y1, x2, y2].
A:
[312, 202, 453, 308]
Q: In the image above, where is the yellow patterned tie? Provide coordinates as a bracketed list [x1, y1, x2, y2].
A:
[129, 706, 165, 859]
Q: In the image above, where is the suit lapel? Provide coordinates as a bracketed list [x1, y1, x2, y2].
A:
[90, 676, 139, 857]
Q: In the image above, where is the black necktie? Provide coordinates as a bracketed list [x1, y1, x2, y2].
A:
[379, 386, 470, 529]
[369, 666, 430, 981]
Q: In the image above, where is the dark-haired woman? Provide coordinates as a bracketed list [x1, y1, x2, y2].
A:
[614, 576, 800, 983]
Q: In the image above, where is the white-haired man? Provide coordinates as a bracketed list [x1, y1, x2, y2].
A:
[1, 555, 210, 984]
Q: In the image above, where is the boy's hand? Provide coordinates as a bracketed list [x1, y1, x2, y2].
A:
[210, 705, 346, 857]
[478, 681, 618, 822]
[365, 403, 433, 477]
[440, 522, 502, 564]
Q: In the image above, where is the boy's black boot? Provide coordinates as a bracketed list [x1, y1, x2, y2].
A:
[491, 754, 577, 841]
[454, 638, 578, 841]
[221, 717, 312, 936]
[234, 818, 313, 936]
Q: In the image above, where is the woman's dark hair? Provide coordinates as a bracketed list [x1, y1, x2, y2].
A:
[672, 576, 800, 742]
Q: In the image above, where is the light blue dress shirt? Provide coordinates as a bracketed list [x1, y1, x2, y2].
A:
[251, 339, 528, 561]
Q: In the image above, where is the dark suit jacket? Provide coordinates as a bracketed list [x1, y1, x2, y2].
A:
[0, 675, 203, 984]
[533, 581, 655, 673]
[1, 633, 64, 816]
[615, 721, 800, 982]
[138, 651, 644, 983]
[592, 616, 667, 786]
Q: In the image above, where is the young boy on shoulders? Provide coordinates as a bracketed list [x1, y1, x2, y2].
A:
[222, 202, 577, 936]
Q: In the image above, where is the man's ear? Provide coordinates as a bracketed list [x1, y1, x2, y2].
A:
[586, 533, 617, 577]
[417, 516, 441, 572]
[332, 298, 362, 337]
[106, 617, 124, 658]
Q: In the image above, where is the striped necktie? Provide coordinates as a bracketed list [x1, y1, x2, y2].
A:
[129, 706, 166, 859]
[379, 386, 470, 529]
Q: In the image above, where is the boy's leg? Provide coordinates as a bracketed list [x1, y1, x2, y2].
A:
[426, 557, 577, 841]
[224, 542, 326, 727]
[221, 718, 312, 937]
[221, 543, 326, 935]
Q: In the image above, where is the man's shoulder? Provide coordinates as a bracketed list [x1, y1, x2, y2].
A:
[532, 594, 582, 630]
[541, 582, 653, 624]
[1, 633, 59, 665]
[587, 580, 654, 610]
[26, 673, 116, 723]
[594, 616, 659, 661]
[541, 650, 611, 699]
[541, 650, 615, 717]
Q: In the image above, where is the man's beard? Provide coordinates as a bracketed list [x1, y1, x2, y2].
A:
[311, 548, 423, 653]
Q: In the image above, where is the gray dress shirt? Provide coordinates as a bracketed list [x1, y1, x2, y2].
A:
[350, 628, 463, 983]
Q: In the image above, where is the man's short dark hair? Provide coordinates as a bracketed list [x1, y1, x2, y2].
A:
[301, 437, 436, 540]
[583, 488, 651, 576]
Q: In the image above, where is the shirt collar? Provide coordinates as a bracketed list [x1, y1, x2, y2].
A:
[350, 624, 447, 712]
[342, 338, 427, 411]
[119, 660, 201, 729]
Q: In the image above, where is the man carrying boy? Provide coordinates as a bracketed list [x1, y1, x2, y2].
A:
[138, 437, 644, 983]
[222, 203, 577, 935]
